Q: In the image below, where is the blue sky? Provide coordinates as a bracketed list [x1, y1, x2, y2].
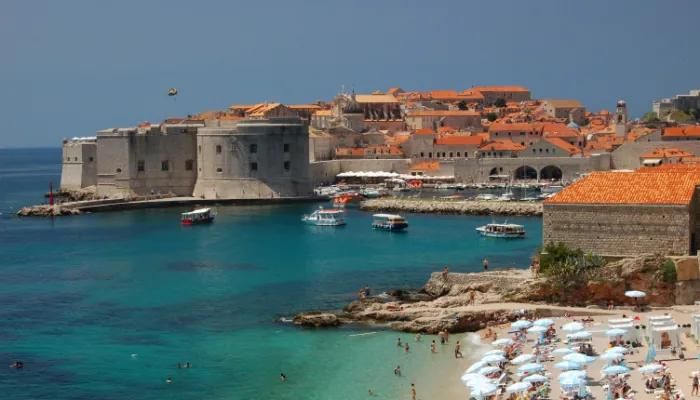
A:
[1, 0, 698, 147]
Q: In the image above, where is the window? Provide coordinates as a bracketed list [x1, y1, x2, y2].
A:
[198, 145, 201, 154]
[137, 160, 145, 172]
[161, 160, 169, 171]
[449, 152, 453, 158]
[284, 161, 290, 171]
[250, 143, 257, 153]
[216, 167, 223, 173]
[116, 168, 122, 173]
[532, 148, 536, 153]
[185, 159, 193, 171]
[250, 162, 258, 172]
[283, 143, 290, 153]
[545, 148, 549, 153]
[88, 157, 94, 162]
[216, 145, 222, 154]
[521, 142, 525, 146]
[74, 157, 78, 161]
[457, 152, 461, 157]
[420, 152, 424, 157]
[428, 152, 432, 158]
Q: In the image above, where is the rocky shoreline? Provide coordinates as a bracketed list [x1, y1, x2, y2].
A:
[292, 255, 682, 333]
[17, 204, 81, 217]
[360, 198, 543, 216]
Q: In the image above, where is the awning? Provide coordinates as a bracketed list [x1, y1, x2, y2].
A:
[642, 159, 662, 166]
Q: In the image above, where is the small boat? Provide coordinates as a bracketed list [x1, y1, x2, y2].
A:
[475, 193, 497, 201]
[332, 192, 362, 208]
[181, 208, 215, 225]
[476, 223, 526, 238]
[372, 213, 408, 231]
[540, 184, 564, 194]
[496, 191, 515, 202]
[302, 208, 346, 226]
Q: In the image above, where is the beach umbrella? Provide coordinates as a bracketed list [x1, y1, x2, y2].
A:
[555, 360, 583, 370]
[624, 290, 646, 298]
[481, 354, 506, 364]
[461, 372, 490, 385]
[562, 322, 585, 332]
[606, 346, 627, 354]
[559, 375, 585, 387]
[603, 365, 630, 376]
[527, 325, 548, 334]
[518, 363, 544, 373]
[605, 328, 627, 337]
[466, 361, 488, 373]
[506, 382, 532, 394]
[533, 318, 555, 327]
[512, 320, 532, 330]
[523, 374, 548, 383]
[563, 353, 596, 364]
[469, 382, 498, 398]
[638, 363, 663, 374]
[483, 350, 505, 356]
[566, 331, 592, 340]
[560, 370, 587, 379]
[511, 354, 536, 365]
[477, 366, 501, 376]
[599, 352, 624, 362]
[552, 348, 574, 356]
[492, 338, 514, 347]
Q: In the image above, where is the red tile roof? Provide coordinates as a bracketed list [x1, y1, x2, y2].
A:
[663, 126, 700, 138]
[479, 140, 526, 152]
[640, 147, 694, 159]
[488, 122, 538, 133]
[407, 110, 480, 117]
[414, 128, 436, 135]
[543, 137, 580, 155]
[545, 170, 700, 205]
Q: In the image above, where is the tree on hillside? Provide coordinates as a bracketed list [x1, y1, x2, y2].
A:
[494, 98, 507, 108]
[689, 108, 700, 121]
[457, 100, 468, 110]
[641, 111, 660, 123]
[670, 110, 694, 123]
[486, 112, 498, 122]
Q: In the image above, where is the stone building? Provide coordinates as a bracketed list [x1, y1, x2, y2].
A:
[471, 85, 531, 105]
[653, 89, 700, 118]
[543, 169, 700, 256]
[60, 137, 97, 190]
[540, 99, 586, 124]
[404, 110, 482, 131]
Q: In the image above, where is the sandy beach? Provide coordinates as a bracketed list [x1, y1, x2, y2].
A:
[405, 303, 700, 400]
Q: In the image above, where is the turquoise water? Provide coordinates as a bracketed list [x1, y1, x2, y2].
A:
[0, 148, 542, 399]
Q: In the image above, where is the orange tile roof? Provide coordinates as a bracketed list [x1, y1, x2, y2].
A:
[313, 110, 333, 117]
[489, 122, 538, 133]
[407, 110, 480, 117]
[543, 137, 580, 155]
[545, 171, 700, 205]
[435, 135, 485, 146]
[288, 104, 322, 110]
[543, 99, 584, 109]
[640, 147, 694, 159]
[409, 161, 440, 171]
[229, 104, 255, 110]
[472, 85, 530, 93]
[414, 128, 436, 135]
[479, 140, 526, 152]
[663, 126, 700, 138]
[437, 126, 456, 134]
[540, 122, 580, 138]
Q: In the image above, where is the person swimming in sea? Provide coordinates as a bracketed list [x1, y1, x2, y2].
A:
[394, 365, 401, 376]
[166, 377, 172, 384]
[280, 372, 287, 382]
[404, 342, 410, 353]
[397, 337, 402, 347]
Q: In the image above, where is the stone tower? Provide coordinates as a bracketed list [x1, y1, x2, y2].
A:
[615, 100, 628, 137]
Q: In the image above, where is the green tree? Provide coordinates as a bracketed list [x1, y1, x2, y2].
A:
[689, 108, 700, 121]
[486, 112, 498, 122]
[641, 111, 660, 123]
[661, 259, 677, 283]
[670, 110, 694, 123]
[457, 100, 468, 110]
[494, 98, 507, 108]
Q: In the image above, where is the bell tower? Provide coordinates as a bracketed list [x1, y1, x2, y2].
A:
[615, 100, 628, 137]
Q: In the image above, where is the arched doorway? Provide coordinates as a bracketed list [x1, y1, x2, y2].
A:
[540, 165, 563, 181]
[489, 167, 500, 176]
[514, 165, 537, 180]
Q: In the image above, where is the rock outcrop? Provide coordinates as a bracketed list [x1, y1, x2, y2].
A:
[360, 199, 542, 216]
[17, 205, 81, 217]
[292, 312, 341, 328]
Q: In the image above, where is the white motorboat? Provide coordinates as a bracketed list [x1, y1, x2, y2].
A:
[476, 222, 526, 238]
[181, 208, 215, 225]
[475, 193, 497, 201]
[302, 208, 346, 226]
[372, 213, 408, 231]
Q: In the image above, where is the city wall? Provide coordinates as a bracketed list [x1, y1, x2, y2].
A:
[612, 141, 700, 170]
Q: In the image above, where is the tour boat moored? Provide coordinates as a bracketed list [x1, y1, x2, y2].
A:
[181, 208, 215, 225]
[475, 222, 526, 238]
[371, 213, 408, 231]
[302, 208, 346, 226]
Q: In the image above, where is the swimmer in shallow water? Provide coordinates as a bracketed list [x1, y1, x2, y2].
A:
[280, 372, 287, 382]
[166, 377, 172, 384]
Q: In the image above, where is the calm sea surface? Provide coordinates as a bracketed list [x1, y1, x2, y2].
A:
[0, 148, 542, 399]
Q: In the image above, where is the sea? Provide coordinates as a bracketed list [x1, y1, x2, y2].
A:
[0, 148, 542, 400]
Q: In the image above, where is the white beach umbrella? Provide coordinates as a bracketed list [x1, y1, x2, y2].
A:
[518, 363, 544, 373]
[552, 348, 574, 356]
[603, 365, 630, 376]
[566, 331, 592, 340]
[523, 374, 548, 383]
[512, 320, 533, 330]
[481, 354, 506, 364]
[477, 366, 501, 376]
[563, 353, 596, 364]
[562, 322, 585, 332]
[511, 354, 536, 365]
[606, 346, 627, 354]
[492, 338, 514, 347]
[559, 375, 585, 387]
[527, 325, 548, 334]
[624, 290, 646, 298]
[461, 372, 490, 385]
[483, 349, 505, 356]
[638, 364, 663, 374]
[555, 360, 583, 371]
[560, 370, 587, 380]
[533, 318, 555, 327]
[466, 361, 488, 373]
[506, 381, 532, 394]
[599, 351, 624, 361]
[605, 328, 627, 337]
[469, 382, 499, 398]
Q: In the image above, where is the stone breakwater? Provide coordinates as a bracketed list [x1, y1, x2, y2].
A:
[360, 199, 543, 216]
[17, 205, 81, 217]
